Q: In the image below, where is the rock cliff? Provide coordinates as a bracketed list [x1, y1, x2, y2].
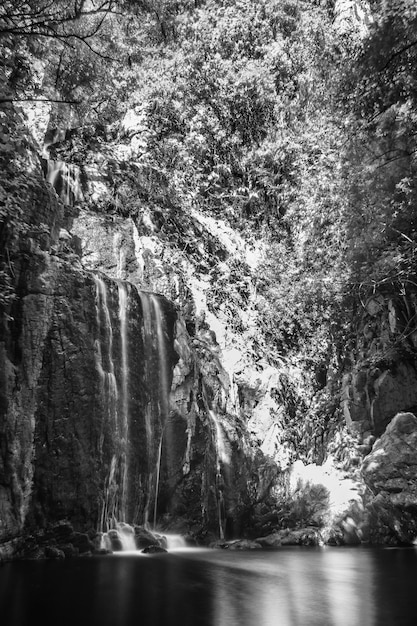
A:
[2, 77, 417, 559]
[0, 104, 276, 558]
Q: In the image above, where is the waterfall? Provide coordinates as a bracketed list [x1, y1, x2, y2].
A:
[100, 522, 137, 552]
[45, 159, 82, 206]
[207, 408, 230, 540]
[138, 292, 154, 459]
[208, 410, 230, 469]
[138, 291, 171, 528]
[151, 294, 170, 421]
[163, 534, 187, 550]
[93, 279, 172, 532]
[115, 522, 136, 551]
[94, 275, 130, 529]
[94, 275, 119, 528]
[118, 282, 129, 521]
[94, 275, 118, 436]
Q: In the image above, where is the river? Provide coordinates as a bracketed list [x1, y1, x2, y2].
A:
[1, 545, 416, 625]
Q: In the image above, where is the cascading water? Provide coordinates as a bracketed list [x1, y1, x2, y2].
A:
[43, 130, 82, 206]
[118, 282, 129, 521]
[208, 410, 230, 469]
[163, 534, 187, 550]
[94, 275, 118, 529]
[138, 291, 171, 529]
[150, 294, 171, 528]
[94, 275, 130, 530]
[100, 522, 137, 552]
[45, 159, 82, 206]
[93, 279, 176, 542]
[150, 294, 170, 422]
[207, 405, 231, 540]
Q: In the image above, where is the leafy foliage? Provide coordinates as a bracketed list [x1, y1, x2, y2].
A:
[3, 0, 417, 452]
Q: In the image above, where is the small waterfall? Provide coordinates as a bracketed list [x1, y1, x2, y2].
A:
[207, 407, 230, 540]
[118, 282, 129, 521]
[93, 279, 173, 532]
[100, 522, 136, 552]
[138, 291, 171, 528]
[150, 294, 170, 422]
[139, 291, 156, 527]
[116, 522, 137, 551]
[94, 275, 131, 529]
[153, 436, 163, 529]
[94, 275, 118, 435]
[139, 292, 154, 459]
[163, 534, 187, 550]
[208, 410, 230, 469]
[45, 159, 82, 206]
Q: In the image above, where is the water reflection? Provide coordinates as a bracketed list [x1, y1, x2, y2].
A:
[205, 548, 374, 626]
[1, 547, 417, 625]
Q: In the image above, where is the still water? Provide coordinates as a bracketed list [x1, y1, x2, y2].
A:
[1, 546, 416, 626]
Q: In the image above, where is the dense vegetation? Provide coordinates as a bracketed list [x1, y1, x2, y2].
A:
[1, 0, 417, 453]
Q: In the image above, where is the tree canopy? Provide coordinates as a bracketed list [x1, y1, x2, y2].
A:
[2, 0, 417, 452]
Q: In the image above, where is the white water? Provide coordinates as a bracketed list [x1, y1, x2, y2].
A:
[46, 160, 82, 206]
[138, 291, 171, 529]
[94, 282, 173, 532]
[150, 294, 170, 421]
[138, 291, 157, 528]
[100, 525, 189, 554]
[100, 522, 137, 552]
[118, 282, 129, 520]
[94, 276, 132, 529]
[208, 410, 230, 468]
[138, 291, 154, 452]
[116, 522, 137, 550]
[94, 276, 119, 459]
[94, 276, 117, 392]
[207, 409, 231, 540]
[163, 534, 187, 550]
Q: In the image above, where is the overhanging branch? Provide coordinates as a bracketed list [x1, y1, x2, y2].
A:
[0, 97, 81, 104]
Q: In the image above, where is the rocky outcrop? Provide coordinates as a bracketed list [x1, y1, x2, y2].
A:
[0, 105, 278, 558]
[362, 412, 417, 545]
[0, 102, 66, 542]
[342, 295, 417, 437]
[333, 0, 373, 37]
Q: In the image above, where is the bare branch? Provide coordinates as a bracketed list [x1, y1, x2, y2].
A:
[0, 97, 81, 104]
[379, 39, 417, 72]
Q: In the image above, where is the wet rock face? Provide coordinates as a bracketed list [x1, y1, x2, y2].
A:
[0, 143, 65, 542]
[28, 269, 180, 532]
[1, 204, 264, 552]
[342, 295, 417, 437]
[362, 412, 417, 544]
[342, 363, 417, 436]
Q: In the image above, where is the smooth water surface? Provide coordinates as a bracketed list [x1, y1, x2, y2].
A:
[1, 546, 417, 625]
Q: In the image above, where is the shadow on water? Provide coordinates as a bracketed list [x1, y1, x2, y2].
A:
[1, 546, 417, 625]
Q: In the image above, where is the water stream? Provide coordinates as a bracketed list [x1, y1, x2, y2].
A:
[94, 276, 131, 528]
[118, 282, 129, 520]
[207, 407, 230, 540]
[45, 159, 82, 206]
[138, 291, 171, 529]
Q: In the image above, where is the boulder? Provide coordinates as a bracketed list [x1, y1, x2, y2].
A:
[70, 532, 95, 554]
[211, 539, 262, 550]
[134, 526, 165, 549]
[44, 545, 65, 559]
[256, 527, 323, 547]
[362, 412, 417, 544]
[141, 545, 167, 554]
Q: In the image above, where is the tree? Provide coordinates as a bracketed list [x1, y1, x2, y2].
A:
[340, 0, 417, 297]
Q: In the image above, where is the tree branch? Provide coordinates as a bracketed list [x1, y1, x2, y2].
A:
[0, 97, 81, 104]
[380, 40, 417, 72]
